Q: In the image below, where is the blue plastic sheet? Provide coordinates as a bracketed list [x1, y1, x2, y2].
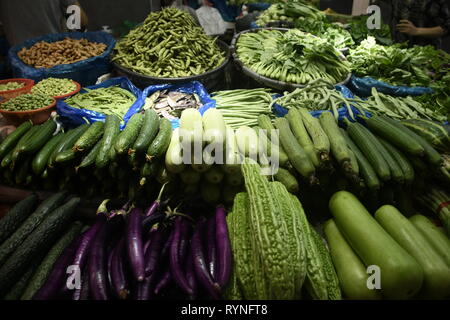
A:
[348, 75, 434, 98]
[142, 81, 215, 129]
[56, 77, 144, 130]
[272, 84, 357, 121]
[8, 31, 116, 87]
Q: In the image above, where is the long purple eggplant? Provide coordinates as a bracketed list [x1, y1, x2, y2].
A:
[142, 212, 165, 229]
[154, 269, 172, 296]
[215, 206, 232, 288]
[144, 183, 168, 217]
[77, 267, 90, 300]
[185, 245, 198, 300]
[110, 238, 130, 300]
[170, 217, 194, 296]
[126, 207, 145, 282]
[179, 219, 191, 263]
[107, 244, 116, 295]
[144, 227, 167, 277]
[191, 219, 221, 300]
[206, 217, 218, 281]
[73, 214, 106, 269]
[33, 237, 82, 300]
[88, 222, 109, 300]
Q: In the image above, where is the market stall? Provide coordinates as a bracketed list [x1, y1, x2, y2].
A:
[0, 3, 449, 302]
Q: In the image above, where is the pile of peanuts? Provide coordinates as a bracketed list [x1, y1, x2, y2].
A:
[18, 38, 107, 69]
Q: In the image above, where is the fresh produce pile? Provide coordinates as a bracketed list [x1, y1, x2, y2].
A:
[65, 86, 136, 121]
[32, 78, 77, 98]
[212, 88, 273, 129]
[255, 3, 295, 27]
[0, 93, 54, 112]
[143, 90, 203, 120]
[236, 29, 351, 85]
[113, 8, 225, 78]
[0, 82, 25, 92]
[18, 38, 107, 69]
[347, 15, 393, 46]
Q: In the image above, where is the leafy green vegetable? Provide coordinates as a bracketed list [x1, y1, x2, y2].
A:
[347, 15, 393, 46]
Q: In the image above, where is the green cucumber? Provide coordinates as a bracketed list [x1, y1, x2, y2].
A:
[3, 256, 44, 300]
[329, 191, 424, 300]
[401, 119, 450, 152]
[77, 139, 102, 169]
[0, 197, 80, 296]
[132, 110, 159, 154]
[48, 124, 89, 168]
[20, 221, 83, 300]
[0, 121, 32, 160]
[324, 219, 382, 300]
[1, 148, 14, 169]
[31, 133, 64, 175]
[10, 126, 41, 164]
[0, 192, 68, 266]
[375, 205, 450, 299]
[378, 137, 415, 185]
[54, 149, 77, 164]
[146, 118, 172, 161]
[372, 134, 404, 184]
[274, 167, 299, 194]
[15, 157, 32, 186]
[73, 121, 105, 153]
[18, 119, 57, 155]
[0, 194, 38, 245]
[95, 115, 121, 169]
[115, 113, 143, 155]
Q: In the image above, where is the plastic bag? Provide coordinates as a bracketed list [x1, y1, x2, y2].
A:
[56, 77, 144, 130]
[196, 5, 228, 35]
[272, 84, 356, 120]
[142, 81, 215, 130]
[8, 31, 116, 87]
[348, 75, 434, 98]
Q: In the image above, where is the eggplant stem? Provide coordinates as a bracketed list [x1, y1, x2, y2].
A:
[156, 182, 169, 202]
[165, 206, 195, 223]
[96, 199, 110, 215]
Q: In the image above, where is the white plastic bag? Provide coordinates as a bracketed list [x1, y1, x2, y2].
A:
[196, 5, 227, 36]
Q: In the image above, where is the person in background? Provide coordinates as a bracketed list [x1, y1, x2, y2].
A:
[373, 0, 450, 48]
[0, 0, 88, 47]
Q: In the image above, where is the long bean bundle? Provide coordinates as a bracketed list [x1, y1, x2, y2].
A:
[212, 89, 273, 128]
[113, 8, 225, 78]
[236, 29, 351, 85]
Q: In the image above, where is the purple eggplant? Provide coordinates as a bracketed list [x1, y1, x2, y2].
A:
[170, 217, 194, 296]
[206, 217, 218, 281]
[74, 267, 90, 300]
[154, 270, 172, 296]
[110, 238, 130, 300]
[33, 237, 82, 300]
[215, 205, 232, 288]
[144, 183, 168, 217]
[126, 207, 145, 282]
[191, 219, 221, 300]
[88, 223, 109, 300]
[142, 212, 165, 229]
[179, 219, 191, 263]
[72, 215, 106, 269]
[185, 245, 198, 300]
[107, 244, 116, 295]
[144, 227, 167, 277]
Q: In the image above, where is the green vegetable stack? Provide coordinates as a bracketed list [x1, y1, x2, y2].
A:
[0, 93, 54, 112]
[0, 82, 25, 92]
[113, 8, 225, 78]
[32, 78, 77, 97]
[65, 86, 136, 121]
[236, 29, 351, 85]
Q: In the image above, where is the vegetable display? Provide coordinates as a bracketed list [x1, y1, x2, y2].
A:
[236, 29, 351, 85]
[113, 8, 225, 78]
[64, 86, 136, 121]
[347, 15, 393, 46]
[143, 90, 203, 120]
[32, 78, 77, 97]
[18, 38, 107, 69]
[0, 82, 25, 92]
[0, 93, 54, 111]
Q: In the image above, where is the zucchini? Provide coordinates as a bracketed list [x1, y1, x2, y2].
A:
[165, 128, 184, 174]
[131, 110, 159, 154]
[95, 115, 121, 168]
[378, 137, 415, 185]
[0, 121, 32, 160]
[257, 115, 289, 167]
[346, 121, 391, 182]
[241, 160, 294, 299]
[17, 119, 57, 156]
[329, 191, 424, 300]
[235, 126, 259, 158]
[202, 108, 226, 145]
[402, 119, 450, 152]
[372, 134, 405, 184]
[20, 221, 83, 300]
[115, 113, 143, 155]
[0, 191, 69, 266]
[77, 139, 103, 169]
[0, 197, 80, 296]
[286, 108, 319, 167]
[298, 108, 330, 164]
[73, 121, 104, 153]
[273, 167, 299, 194]
[0, 194, 38, 245]
[366, 116, 425, 156]
[146, 118, 172, 161]
[382, 116, 442, 167]
[375, 205, 450, 299]
[48, 124, 89, 168]
[31, 133, 64, 175]
[180, 108, 203, 150]
[274, 118, 316, 183]
[324, 219, 382, 300]
[410, 214, 450, 268]
[205, 166, 224, 184]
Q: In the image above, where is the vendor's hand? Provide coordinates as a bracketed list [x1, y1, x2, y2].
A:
[396, 20, 419, 36]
